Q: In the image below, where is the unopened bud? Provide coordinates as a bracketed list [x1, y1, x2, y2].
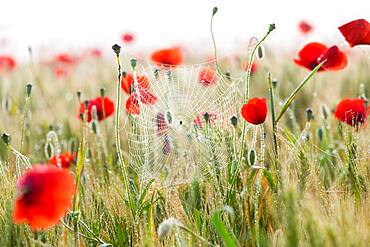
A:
[92, 121, 98, 134]
[1, 133, 11, 145]
[45, 142, 54, 159]
[317, 127, 324, 142]
[76, 91, 82, 101]
[230, 116, 238, 127]
[84, 100, 89, 108]
[203, 112, 210, 123]
[321, 105, 328, 119]
[257, 45, 265, 59]
[26, 83, 33, 97]
[306, 108, 314, 122]
[100, 88, 105, 98]
[130, 58, 137, 69]
[248, 149, 256, 167]
[272, 78, 278, 88]
[212, 6, 218, 16]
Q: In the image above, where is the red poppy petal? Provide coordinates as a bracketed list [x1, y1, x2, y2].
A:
[319, 46, 348, 71]
[339, 19, 370, 47]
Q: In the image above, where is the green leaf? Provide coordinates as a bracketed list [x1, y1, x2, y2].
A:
[211, 212, 238, 247]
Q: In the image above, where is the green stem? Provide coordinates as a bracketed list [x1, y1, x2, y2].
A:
[20, 96, 31, 153]
[113, 53, 132, 208]
[238, 24, 275, 168]
[267, 73, 278, 159]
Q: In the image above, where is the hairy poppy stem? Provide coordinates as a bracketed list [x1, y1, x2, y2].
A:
[210, 7, 222, 75]
[112, 44, 132, 207]
[238, 24, 275, 168]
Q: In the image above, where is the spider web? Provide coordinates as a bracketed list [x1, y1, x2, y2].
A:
[121, 53, 243, 185]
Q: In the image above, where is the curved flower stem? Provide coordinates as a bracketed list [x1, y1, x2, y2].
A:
[210, 7, 222, 75]
[238, 24, 275, 168]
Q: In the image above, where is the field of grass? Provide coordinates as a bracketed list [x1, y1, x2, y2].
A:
[0, 21, 369, 247]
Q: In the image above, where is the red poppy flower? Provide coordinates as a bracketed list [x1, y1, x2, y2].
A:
[49, 152, 76, 169]
[151, 47, 183, 66]
[241, 97, 267, 125]
[198, 67, 218, 86]
[79, 96, 115, 122]
[13, 165, 75, 230]
[0, 55, 16, 74]
[122, 33, 134, 43]
[193, 111, 218, 128]
[89, 48, 102, 58]
[294, 42, 347, 71]
[121, 73, 150, 94]
[298, 21, 313, 34]
[54, 53, 78, 65]
[334, 98, 367, 126]
[338, 19, 370, 47]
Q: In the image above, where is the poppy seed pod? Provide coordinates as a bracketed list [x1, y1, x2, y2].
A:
[112, 44, 121, 55]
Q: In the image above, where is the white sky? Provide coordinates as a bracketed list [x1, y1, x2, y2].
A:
[1, 0, 369, 58]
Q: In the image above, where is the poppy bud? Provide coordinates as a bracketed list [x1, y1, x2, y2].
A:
[272, 78, 278, 88]
[45, 142, 54, 160]
[257, 45, 265, 59]
[112, 44, 121, 55]
[76, 91, 82, 101]
[306, 108, 314, 122]
[230, 115, 238, 127]
[130, 58, 137, 70]
[84, 100, 89, 109]
[268, 23, 276, 33]
[321, 105, 328, 119]
[1, 133, 11, 146]
[212, 7, 218, 16]
[26, 83, 33, 97]
[100, 88, 105, 98]
[317, 127, 324, 142]
[203, 112, 210, 123]
[92, 121, 98, 134]
[248, 149, 256, 166]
